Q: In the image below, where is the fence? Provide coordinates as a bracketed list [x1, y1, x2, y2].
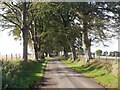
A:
[0, 54, 35, 61]
[95, 56, 119, 65]
[78, 55, 119, 65]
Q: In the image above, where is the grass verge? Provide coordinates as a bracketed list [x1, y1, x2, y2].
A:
[61, 59, 118, 88]
[1, 59, 48, 89]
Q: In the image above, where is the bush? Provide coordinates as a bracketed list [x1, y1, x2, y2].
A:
[2, 59, 47, 89]
[96, 49, 102, 56]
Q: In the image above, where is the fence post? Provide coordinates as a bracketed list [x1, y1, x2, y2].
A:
[115, 52, 117, 60]
[106, 55, 107, 63]
[93, 53, 95, 59]
[6, 54, 7, 61]
[11, 54, 13, 60]
[115, 53, 118, 64]
[99, 55, 100, 61]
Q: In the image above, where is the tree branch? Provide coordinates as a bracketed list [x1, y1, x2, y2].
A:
[0, 14, 21, 29]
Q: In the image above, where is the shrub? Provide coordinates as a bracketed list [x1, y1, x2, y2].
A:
[2, 59, 47, 89]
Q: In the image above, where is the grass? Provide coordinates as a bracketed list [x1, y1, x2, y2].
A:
[45, 57, 54, 60]
[1, 59, 48, 89]
[61, 59, 118, 88]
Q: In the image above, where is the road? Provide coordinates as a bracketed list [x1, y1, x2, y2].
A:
[40, 57, 106, 89]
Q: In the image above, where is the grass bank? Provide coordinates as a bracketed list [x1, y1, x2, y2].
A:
[1, 59, 49, 89]
[61, 59, 118, 88]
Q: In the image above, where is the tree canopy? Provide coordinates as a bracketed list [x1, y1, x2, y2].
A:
[0, 2, 119, 61]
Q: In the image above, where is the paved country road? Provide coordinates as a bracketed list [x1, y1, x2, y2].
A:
[40, 57, 106, 90]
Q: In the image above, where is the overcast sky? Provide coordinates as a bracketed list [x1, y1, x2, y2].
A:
[0, 28, 118, 55]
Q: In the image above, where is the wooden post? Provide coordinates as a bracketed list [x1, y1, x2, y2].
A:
[115, 52, 118, 64]
[93, 53, 95, 59]
[6, 54, 7, 61]
[11, 54, 13, 60]
[106, 55, 107, 63]
[99, 55, 100, 61]
[115, 52, 117, 60]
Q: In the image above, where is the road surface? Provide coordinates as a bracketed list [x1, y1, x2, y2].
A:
[40, 57, 106, 89]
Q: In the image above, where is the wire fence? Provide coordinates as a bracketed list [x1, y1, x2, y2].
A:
[0, 54, 35, 61]
[94, 56, 119, 65]
[78, 55, 119, 65]
[0, 53, 119, 65]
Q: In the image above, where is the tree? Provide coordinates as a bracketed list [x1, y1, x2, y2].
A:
[0, 2, 51, 60]
[49, 2, 83, 60]
[72, 2, 118, 62]
[21, 2, 28, 61]
[96, 49, 102, 56]
[73, 2, 102, 61]
[103, 51, 108, 56]
[1, 2, 118, 62]
[0, 2, 33, 61]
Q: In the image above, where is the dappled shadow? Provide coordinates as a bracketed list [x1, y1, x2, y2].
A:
[41, 83, 57, 86]
[38, 59, 109, 89]
[41, 77, 52, 83]
[93, 73, 106, 78]
[40, 77, 57, 87]
[59, 61, 107, 78]
[63, 61, 104, 74]
[70, 65, 99, 74]
[45, 68, 51, 72]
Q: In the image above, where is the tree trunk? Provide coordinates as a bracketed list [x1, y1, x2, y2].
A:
[64, 48, 68, 58]
[82, 30, 92, 62]
[21, 2, 28, 61]
[71, 47, 76, 61]
[22, 31, 28, 61]
[55, 51, 59, 56]
[30, 28, 39, 60]
[34, 19, 39, 60]
[33, 41, 39, 60]
[70, 40, 77, 61]
[40, 53, 45, 59]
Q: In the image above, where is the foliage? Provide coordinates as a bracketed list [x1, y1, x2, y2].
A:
[1, 59, 47, 89]
[0, 2, 119, 61]
[96, 49, 103, 56]
[103, 51, 108, 56]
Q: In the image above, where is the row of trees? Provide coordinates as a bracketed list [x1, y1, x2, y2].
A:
[0, 2, 119, 62]
[96, 50, 120, 57]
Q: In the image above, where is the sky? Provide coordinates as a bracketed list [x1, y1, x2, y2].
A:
[0, 29, 23, 55]
[0, 28, 118, 55]
[91, 39, 118, 53]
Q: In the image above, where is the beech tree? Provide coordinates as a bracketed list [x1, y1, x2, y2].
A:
[0, 2, 118, 62]
[0, 2, 31, 61]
